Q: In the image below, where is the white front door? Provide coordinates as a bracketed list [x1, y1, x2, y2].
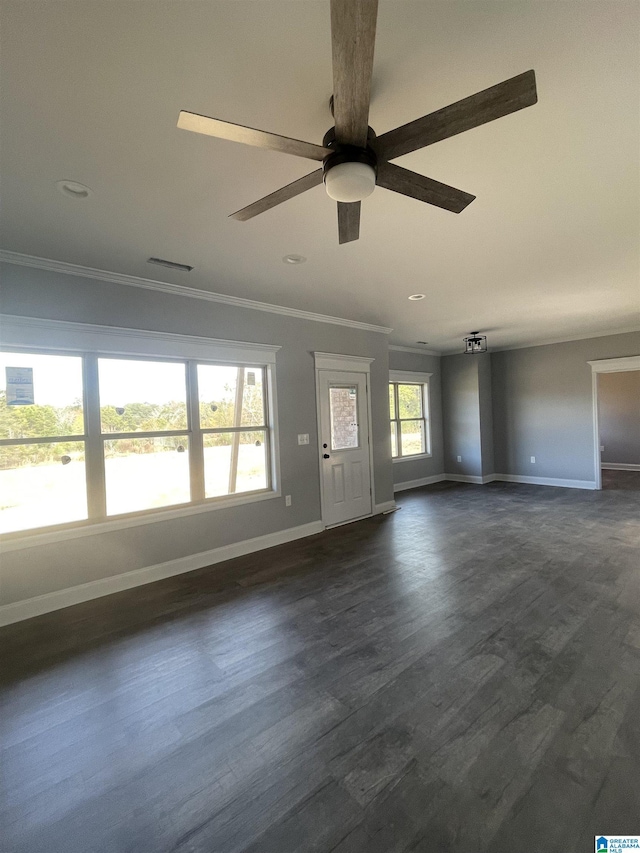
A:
[318, 370, 372, 526]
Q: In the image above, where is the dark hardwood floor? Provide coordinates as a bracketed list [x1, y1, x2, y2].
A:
[602, 468, 640, 490]
[1, 479, 640, 853]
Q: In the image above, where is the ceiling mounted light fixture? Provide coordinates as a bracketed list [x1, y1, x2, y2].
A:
[56, 180, 92, 199]
[464, 331, 488, 354]
[408, 294, 425, 301]
[282, 254, 307, 264]
[323, 159, 376, 203]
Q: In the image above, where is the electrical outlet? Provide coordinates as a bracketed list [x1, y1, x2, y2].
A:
[285, 495, 292, 507]
[530, 456, 536, 463]
[457, 455, 462, 463]
[297, 434, 309, 445]
[600, 445, 605, 452]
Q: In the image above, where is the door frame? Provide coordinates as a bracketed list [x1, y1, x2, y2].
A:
[314, 352, 375, 527]
[588, 355, 640, 490]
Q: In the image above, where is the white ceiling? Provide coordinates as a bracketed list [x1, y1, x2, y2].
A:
[1, 1, 638, 352]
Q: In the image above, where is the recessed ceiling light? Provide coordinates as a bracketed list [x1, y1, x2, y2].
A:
[56, 180, 92, 199]
[408, 294, 425, 300]
[283, 254, 307, 264]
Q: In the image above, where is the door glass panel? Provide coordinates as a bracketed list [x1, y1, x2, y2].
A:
[98, 358, 187, 433]
[203, 430, 268, 497]
[400, 419, 425, 456]
[103, 436, 190, 515]
[0, 440, 87, 533]
[329, 386, 359, 450]
[397, 384, 422, 419]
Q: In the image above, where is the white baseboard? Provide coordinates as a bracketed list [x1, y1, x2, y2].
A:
[601, 463, 640, 471]
[0, 521, 324, 627]
[493, 474, 596, 490]
[374, 500, 398, 514]
[396, 472, 596, 492]
[444, 473, 496, 485]
[394, 474, 446, 492]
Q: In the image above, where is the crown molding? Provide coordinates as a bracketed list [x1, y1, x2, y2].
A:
[389, 344, 440, 356]
[0, 250, 393, 336]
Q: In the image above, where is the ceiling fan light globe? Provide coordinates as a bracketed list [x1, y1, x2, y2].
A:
[324, 161, 376, 203]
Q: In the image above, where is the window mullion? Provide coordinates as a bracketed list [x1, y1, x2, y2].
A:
[83, 353, 106, 518]
[187, 360, 204, 502]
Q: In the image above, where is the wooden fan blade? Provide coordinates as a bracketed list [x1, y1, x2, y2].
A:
[330, 0, 379, 148]
[178, 112, 331, 162]
[376, 162, 475, 213]
[377, 70, 537, 161]
[229, 170, 323, 221]
[337, 201, 361, 243]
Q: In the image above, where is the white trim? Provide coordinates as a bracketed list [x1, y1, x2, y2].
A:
[0, 250, 393, 335]
[588, 354, 640, 491]
[394, 474, 446, 492]
[389, 344, 440, 356]
[313, 352, 374, 372]
[392, 453, 432, 463]
[492, 474, 596, 490]
[601, 463, 640, 471]
[0, 521, 324, 626]
[444, 473, 494, 485]
[374, 500, 397, 514]
[0, 489, 282, 553]
[389, 370, 433, 382]
[588, 356, 640, 373]
[1, 314, 281, 364]
[395, 473, 596, 490]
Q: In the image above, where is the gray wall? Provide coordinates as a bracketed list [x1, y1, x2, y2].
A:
[477, 354, 495, 476]
[0, 262, 394, 605]
[441, 354, 482, 477]
[388, 350, 444, 486]
[491, 332, 640, 482]
[599, 370, 640, 465]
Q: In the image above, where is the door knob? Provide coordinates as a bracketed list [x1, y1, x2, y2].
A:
[323, 453, 330, 459]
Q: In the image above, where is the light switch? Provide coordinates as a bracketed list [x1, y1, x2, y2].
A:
[298, 434, 309, 445]
[456, 455, 462, 463]
[530, 456, 536, 463]
[285, 495, 292, 507]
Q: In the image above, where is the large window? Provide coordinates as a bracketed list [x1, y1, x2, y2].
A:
[0, 344, 276, 535]
[389, 371, 432, 460]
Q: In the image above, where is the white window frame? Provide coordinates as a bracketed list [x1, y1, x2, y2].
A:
[0, 316, 282, 547]
[389, 370, 433, 462]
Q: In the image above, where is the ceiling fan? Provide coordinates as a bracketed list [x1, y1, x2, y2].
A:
[177, 0, 537, 244]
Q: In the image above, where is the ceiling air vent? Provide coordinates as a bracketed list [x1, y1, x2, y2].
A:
[147, 257, 193, 272]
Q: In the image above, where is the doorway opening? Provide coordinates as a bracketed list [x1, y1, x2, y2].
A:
[590, 356, 640, 491]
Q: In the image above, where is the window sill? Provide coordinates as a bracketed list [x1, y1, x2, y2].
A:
[0, 489, 281, 553]
[392, 453, 433, 463]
